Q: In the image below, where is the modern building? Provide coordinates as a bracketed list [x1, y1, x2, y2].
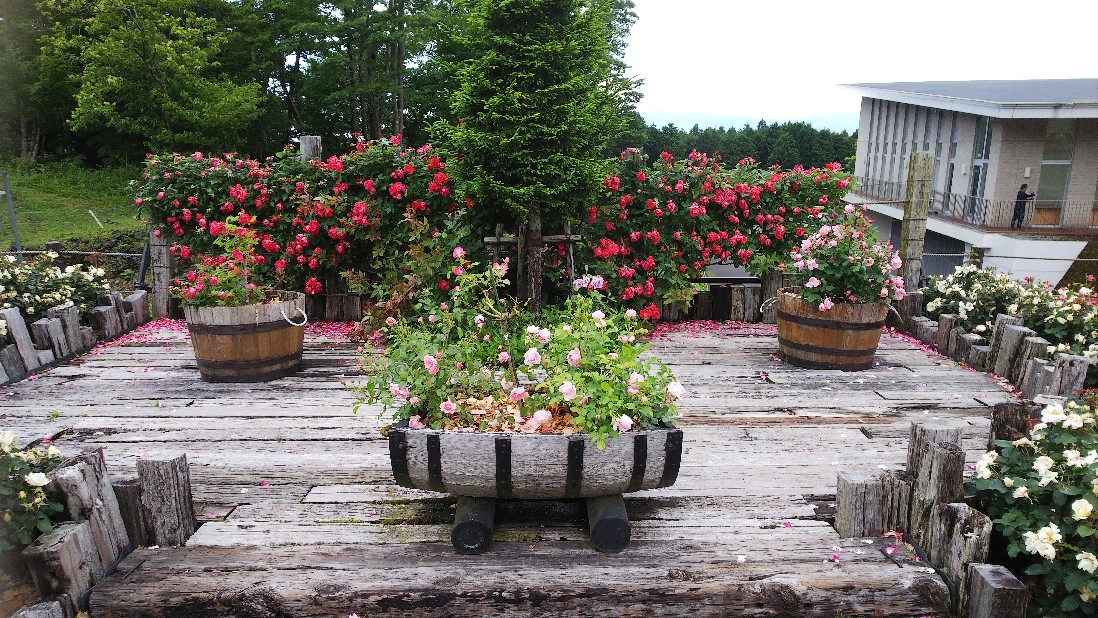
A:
[843, 79, 1098, 284]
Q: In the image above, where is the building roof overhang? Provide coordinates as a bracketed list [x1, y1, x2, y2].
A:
[844, 79, 1098, 119]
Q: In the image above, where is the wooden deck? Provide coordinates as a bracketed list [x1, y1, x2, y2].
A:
[0, 319, 1015, 617]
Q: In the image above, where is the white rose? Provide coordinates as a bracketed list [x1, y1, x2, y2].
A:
[1013, 486, 1029, 499]
[0, 430, 16, 453]
[1002, 477, 1014, 488]
[1072, 499, 1094, 520]
[24, 472, 50, 487]
[1041, 403, 1066, 424]
[1078, 552, 1098, 574]
[1032, 455, 1056, 475]
[666, 381, 686, 399]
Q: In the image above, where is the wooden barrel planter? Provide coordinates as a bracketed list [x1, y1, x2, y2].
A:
[388, 425, 683, 554]
[776, 288, 888, 371]
[183, 291, 306, 383]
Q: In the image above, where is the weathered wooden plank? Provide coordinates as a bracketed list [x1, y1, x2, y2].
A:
[966, 563, 1027, 618]
[928, 503, 991, 614]
[907, 422, 965, 549]
[22, 522, 103, 615]
[112, 476, 150, 548]
[89, 541, 949, 618]
[0, 307, 40, 372]
[30, 317, 70, 360]
[49, 449, 130, 570]
[89, 306, 122, 341]
[743, 285, 761, 323]
[992, 324, 1035, 380]
[1047, 353, 1089, 397]
[1010, 335, 1049, 386]
[47, 305, 83, 356]
[985, 314, 1023, 373]
[936, 314, 959, 352]
[0, 343, 26, 381]
[10, 599, 66, 618]
[122, 290, 149, 326]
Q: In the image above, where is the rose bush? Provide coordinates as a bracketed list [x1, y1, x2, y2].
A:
[1, 431, 65, 551]
[169, 216, 266, 307]
[780, 210, 905, 311]
[0, 252, 111, 322]
[967, 395, 1098, 616]
[579, 150, 853, 314]
[355, 253, 684, 448]
[923, 268, 1098, 372]
[135, 136, 464, 300]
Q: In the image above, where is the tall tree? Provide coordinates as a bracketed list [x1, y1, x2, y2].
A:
[445, 0, 623, 313]
[0, 0, 44, 162]
[38, 0, 264, 159]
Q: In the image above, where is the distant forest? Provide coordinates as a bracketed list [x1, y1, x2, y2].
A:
[0, 0, 855, 169]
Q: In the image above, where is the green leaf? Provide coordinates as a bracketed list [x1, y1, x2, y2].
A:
[36, 519, 53, 534]
[1078, 524, 1095, 538]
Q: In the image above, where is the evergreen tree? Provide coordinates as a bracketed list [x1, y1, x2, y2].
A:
[444, 0, 623, 313]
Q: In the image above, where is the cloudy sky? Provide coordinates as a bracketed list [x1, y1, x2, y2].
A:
[624, 0, 1095, 133]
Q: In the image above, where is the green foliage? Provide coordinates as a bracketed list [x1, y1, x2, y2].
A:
[643, 120, 857, 170]
[0, 251, 111, 322]
[442, 0, 620, 224]
[38, 0, 264, 159]
[0, 432, 66, 552]
[355, 261, 683, 448]
[967, 395, 1098, 616]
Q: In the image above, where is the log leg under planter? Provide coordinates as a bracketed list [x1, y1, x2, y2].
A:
[451, 496, 495, 555]
[587, 494, 631, 554]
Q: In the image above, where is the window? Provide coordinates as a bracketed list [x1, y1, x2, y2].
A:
[968, 116, 992, 223]
[1035, 119, 1076, 226]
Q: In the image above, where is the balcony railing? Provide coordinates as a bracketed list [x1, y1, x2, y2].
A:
[850, 176, 1098, 231]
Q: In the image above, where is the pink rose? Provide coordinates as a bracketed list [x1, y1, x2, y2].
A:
[523, 348, 541, 366]
[624, 309, 637, 319]
[558, 381, 578, 401]
[613, 415, 633, 432]
[509, 387, 527, 402]
[818, 297, 835, 312]
[537, 328, 550, 343]
[498, 351, 510, 363]
[440, 399, 457, 415]
[567, 348, 582, 366]
[805, 277, 821, 289]
[423, 354, 439, 375]
[667, 381, 686, 398]
[409, 396, 420, 405]
[385, 316, 397, 326]
[452, 246, 466, 259]
[408, 415, 425, 429]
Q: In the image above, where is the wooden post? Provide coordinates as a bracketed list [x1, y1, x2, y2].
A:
[0, 307, 39, 372]
[935, 314, 959, 352]
[149, 231, 172, 319]
[22, 522, 103, 615]
[835, 470, 911, 538]
[743, 284, 761, 323]
[900, 152, 933, 294]
[988, 401, 1040, 449]
[299, 136, 322, 163]
[907, 422, 965, 549]
[137, 454, 197, 547]
[111, 477, 150, 548]
[49, 449, 130, 570]
[122, 290, 150, 326]
[451, 496, 495, 555]
[992, 324, 1036, 380]
[928, 503, 991, 613]
[30, 318, 69, 360]
[760, 271, 781, 323]
[1009, 335, 1049, 385]
[1047, 353, 1089, 397]
[966, 564, 1028, 618]
[1020, 358, 1049, 400]
[985, 314, 1023, 374]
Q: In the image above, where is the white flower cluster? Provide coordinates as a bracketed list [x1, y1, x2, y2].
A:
[0, 253, 110, 322]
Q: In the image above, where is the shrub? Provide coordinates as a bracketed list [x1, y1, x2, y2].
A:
[578, 151, 853, 312]
[781, 211, 905, 310]
[354, 256, 683, 448]
[0, 252, 111, 322]
[1, 432, 66, 552]
[967, 395, 1098, 616]
[134, 137, 463, 299]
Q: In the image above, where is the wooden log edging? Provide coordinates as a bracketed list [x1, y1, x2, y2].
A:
[0, 289, 151, 387]
[900, 311, 1090, 398]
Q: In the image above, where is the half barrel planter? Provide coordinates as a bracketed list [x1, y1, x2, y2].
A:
[776, 288, 888, 371]
[183, 291, 306, 382]
[388, 424, 684, 554]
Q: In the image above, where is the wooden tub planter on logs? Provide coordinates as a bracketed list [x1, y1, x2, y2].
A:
[776, 288, 888, 371]
[388, 424, 684, 554]
[183, 291, 307, 382]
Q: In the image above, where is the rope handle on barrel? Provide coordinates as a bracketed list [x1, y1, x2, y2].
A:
[280, 306, 309, 327]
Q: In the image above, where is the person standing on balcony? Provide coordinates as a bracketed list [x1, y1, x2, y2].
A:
[1012, 183, 1035, 229]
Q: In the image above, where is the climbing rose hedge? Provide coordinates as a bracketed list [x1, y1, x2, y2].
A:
[134, 137, 465, 298]
[577, 151, 855, 314]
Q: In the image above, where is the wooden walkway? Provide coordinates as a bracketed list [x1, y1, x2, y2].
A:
[0, 319, 1015, 617]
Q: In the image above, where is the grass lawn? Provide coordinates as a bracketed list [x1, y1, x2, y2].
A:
[0, 160, 144, 250]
